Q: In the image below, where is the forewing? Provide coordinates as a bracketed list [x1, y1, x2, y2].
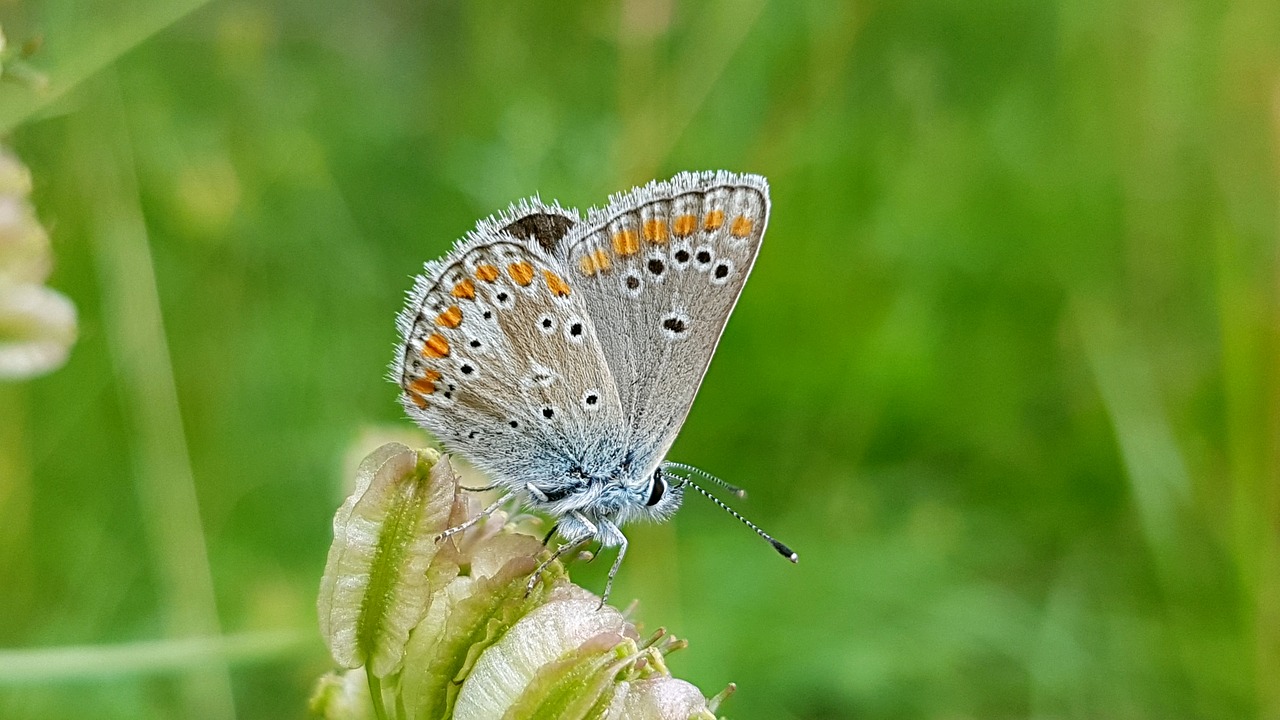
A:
[549, 171, 769, 470]
[393, 210, 627, 491]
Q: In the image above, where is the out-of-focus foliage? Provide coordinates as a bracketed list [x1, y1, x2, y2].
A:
[0, 0, 1277, 718]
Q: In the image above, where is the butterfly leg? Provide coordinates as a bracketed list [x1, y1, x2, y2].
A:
[436, 492, 513, 542]
[540, 523, 559, 547]
[525, 531, 592, 596]
[599, 521, 627, 609]
[525, 511, 597, 595]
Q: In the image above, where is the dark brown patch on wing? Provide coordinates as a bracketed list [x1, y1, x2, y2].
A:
[501, 213, 577, 252]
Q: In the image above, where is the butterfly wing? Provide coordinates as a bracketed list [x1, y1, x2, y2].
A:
[393, 201, 630, 493]
[547, 171, 769, 476]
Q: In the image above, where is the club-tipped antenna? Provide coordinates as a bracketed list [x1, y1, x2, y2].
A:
[661, 462, 747, 498]
[666, 472, 798, 563]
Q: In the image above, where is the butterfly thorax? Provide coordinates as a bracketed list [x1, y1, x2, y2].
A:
[526, 456, 659, 508]
[545, 475, 685, 548]
[483, 444, 681, 548]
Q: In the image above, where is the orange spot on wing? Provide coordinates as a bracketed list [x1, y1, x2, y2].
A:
[436, 306, 463, 328]
[673, 214, 697, 237]
[578, 254, 597, 276]
[409, 376, 437, 395]
[507, 261, 535, 286]
[451, 279, 476, 299]
[422, 333, 450, 358]
[591, 249, 612, 273]
[730, 215, 754, 238]
[611, 229, 640, 256]
[423, 369, 442, 382]
[409, 393, 429, 409]
[643, 219, 669, 243]
[475, 264, 500, 282]
[703, 209, 725, 231]
[544, 270, 572, 297]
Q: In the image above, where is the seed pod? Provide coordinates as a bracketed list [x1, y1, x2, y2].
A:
[0, 146, 76, 379]
[316, 443, 726, 719]
[0, 283, 77, 379]
[309, 668, 374, 720]
[610, 678, 718, 720]
[0, 148, 46, 286]
[317, 443, 456, 677]
[451, 584, 632, 719]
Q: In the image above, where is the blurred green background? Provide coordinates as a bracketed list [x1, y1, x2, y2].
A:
[2, 0, 1278, 717]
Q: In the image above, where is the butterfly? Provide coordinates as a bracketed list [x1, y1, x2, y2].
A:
[391, 171, 796, 603]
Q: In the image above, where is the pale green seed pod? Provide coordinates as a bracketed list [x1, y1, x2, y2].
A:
[610, 679, 719, 720]
[317, 443, 726, 720]
[0, 148, 46, 285]
[0, 283, 77, 379]
[451, 584, 631, 719]
[0, 146, 76, 379]
[310, 668, 375, 720]
[318, 443, 457, 678]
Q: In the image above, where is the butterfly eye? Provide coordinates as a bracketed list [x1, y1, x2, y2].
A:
[645, 473, 666, 507]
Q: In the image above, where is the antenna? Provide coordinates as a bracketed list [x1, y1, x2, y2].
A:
[662, 461, 747, 498]
[665, 470, 798, 563]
